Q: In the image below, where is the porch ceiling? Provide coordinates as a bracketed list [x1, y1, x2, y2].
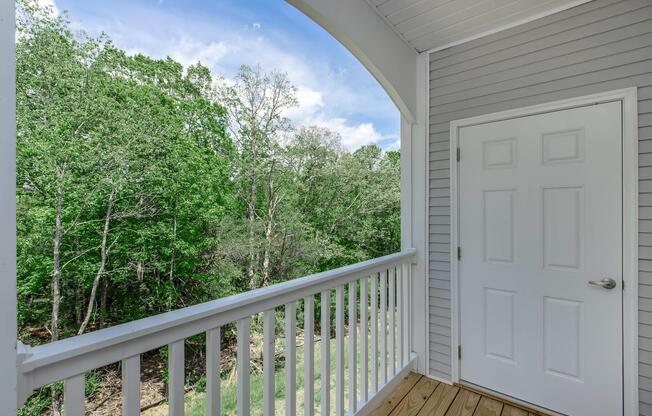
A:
[365, 0, 593, 52]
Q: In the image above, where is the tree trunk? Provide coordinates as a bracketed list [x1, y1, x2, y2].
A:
[246, 132, 259, 289]
[78, 187, 115, 335]
[51, 184, 64, 416]
[261, 163, 276, 287]
[99, 278, 108, 329]
[168, 196, 178, 311]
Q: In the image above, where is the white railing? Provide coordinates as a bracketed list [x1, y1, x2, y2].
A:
[17, 249, 416, 416]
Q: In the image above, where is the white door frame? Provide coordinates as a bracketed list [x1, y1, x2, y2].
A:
[449, 88, 639, 415]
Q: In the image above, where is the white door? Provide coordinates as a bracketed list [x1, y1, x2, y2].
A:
[458, 102, 622, 416]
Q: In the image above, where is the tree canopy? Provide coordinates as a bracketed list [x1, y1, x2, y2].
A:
[16, 0, 400, 345]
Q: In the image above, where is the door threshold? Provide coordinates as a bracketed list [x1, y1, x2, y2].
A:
[457, 381, 565, 416]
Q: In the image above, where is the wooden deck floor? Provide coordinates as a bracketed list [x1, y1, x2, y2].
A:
[369, 373, 551, 416]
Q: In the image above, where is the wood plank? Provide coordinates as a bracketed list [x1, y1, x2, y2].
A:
[64, 374, 85, 416]
[122, 355, 141, 416]
[262, 312, 274, 416]
[418, 382, 459, 416]
[473, 396, 504, 416]
[237, 318, 250, 416]
[336, 285, 345, 416]
[304, 297, 315, 416]
[501, 405, 528, 416]
[371, 274, 379, 392]
[285, 302, 297, 416]
[168, 340, 185, 416]
[320, 290, 330, 416]
[445, 389, 481, 416]
[360, 277, 369, 403]
[206, 329, 221, 416]
[348, 281, 357, 413]
[369, 373, 422, 416]
[388, 377, 439, 416]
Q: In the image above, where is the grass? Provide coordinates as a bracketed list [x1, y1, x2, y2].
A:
[144, 312, 399, 416]
[183, 336, 350, 416]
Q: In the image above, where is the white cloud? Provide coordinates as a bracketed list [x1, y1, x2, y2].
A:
[283, 86, 384, 150]
[299, 115, 382, 150]
[169, 38, 230, 71]
[73, 3, 398, 151]
[37, 0, 59, 16]
[284, 86, 323, 124]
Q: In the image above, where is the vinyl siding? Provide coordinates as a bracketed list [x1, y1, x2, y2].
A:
[427, 1, 652, 412]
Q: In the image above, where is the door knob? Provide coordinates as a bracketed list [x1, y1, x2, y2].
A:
[588, 278, 617, 289]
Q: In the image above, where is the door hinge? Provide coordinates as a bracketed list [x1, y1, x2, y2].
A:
[456, 147, 461, 162]
[458, 345, 462, 360]
[457, 246, 461, 261]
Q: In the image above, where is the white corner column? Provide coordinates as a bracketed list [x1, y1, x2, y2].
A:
[401, 52, 428, 374]
[0, 0, 18, 413]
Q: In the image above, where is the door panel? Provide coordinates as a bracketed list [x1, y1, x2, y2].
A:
[458, 102, 622, 416]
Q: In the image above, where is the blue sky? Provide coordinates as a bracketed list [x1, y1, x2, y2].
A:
[40, 0, 400, 150]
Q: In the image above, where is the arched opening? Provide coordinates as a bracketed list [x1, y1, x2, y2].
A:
[12, 1, 419, 414]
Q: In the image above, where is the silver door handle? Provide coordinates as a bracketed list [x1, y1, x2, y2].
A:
[588, 278, 617, 289]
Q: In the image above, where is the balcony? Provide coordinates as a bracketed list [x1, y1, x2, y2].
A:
[17, 250, 416, 415]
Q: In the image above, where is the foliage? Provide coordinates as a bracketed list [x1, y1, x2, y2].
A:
[16, 0, 400, 412]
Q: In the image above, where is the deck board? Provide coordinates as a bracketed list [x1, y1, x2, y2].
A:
[419, 383, 460, 416]
[388, 377, 440, 416]
[370, 372, 422, 416]
[446, 389, 481, 416]
[501, 405, 528, 416]
[474, 396, 503, 416]
[369, 373, 552, 416]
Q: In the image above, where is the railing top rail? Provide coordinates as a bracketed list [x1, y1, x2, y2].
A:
[19, 249, 416, 387]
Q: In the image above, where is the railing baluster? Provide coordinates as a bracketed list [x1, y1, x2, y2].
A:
[397, 265, 403, 366]
[168, 340, 185, 416]
[122, 355, 140, 416]
[380, 269, 387, 385]
[371, 273, 378, 393]
[304, 297, 315, 416]
[263, 310, 275, 416]
[360, 276, 368, 403]
[348, 281, 357, 413]
[64, 374, 85, 416]
[402, 263, 410, 364]
[389, 266, 396, 375]
[336, 285, 345, 416]
[16, 251, 416, 416]
[320, 290, 331, 416]
[206, 328, 221, 416]
[237, 318, 251, 416]
[285, 302, 297, 416]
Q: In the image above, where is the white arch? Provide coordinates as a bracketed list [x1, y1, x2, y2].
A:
[286, 0, 418, 124]
[288, 0, 429, 375]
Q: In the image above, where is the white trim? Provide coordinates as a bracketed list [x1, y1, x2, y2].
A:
[362, 0, 416, 53]
[448, 88, 639, 415]
[287, 0, 418, 123]
[401, 52, 429, 375]
[424, 0, 593, 54]
[18, 250, 416, 397]
[422, 372, 454, 386]
[0, 0, 17, 413]
[622, 88, 639, 416]
[423, 51, 431, 375]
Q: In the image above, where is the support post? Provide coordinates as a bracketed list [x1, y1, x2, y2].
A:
[400, 52, 428, 374]
[0, 0, 17, 412]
